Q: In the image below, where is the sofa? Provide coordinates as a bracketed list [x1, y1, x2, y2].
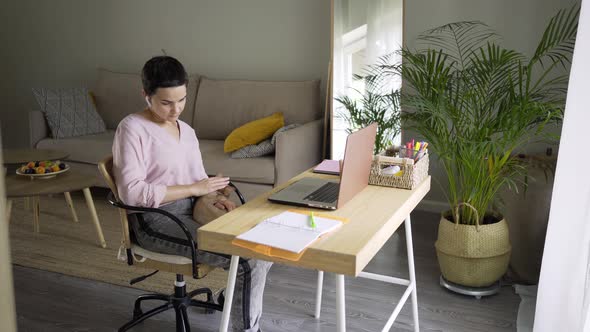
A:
[29, 69, 324, 201]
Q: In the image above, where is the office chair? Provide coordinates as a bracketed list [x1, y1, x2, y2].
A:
[98, 156, 246, 332]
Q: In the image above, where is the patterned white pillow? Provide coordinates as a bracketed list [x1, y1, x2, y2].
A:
[32, 88, 106, 138]
[230, 138, 274, 158]
[231, 124, 300, 159]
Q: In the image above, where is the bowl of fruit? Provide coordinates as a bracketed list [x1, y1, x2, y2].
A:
[16, 160, 69, 179]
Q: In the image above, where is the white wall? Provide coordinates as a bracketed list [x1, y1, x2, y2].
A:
[0, 0, 331, 148]
[403, 0, 576, 207]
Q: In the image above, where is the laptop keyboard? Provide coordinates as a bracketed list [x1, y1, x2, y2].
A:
[303, 182, 340, 204]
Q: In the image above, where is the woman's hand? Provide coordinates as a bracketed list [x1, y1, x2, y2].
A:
[217, 185, 235, 197]
[213, 196, 236, 211]
[192, 176, 230, 196]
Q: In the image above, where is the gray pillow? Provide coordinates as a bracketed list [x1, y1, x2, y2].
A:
[231, 124, 300, 159]
[32, 88, 106, 138]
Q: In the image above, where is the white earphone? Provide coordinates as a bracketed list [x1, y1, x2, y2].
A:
[145, 96, 152, 107]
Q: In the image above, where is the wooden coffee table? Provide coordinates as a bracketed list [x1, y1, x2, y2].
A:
[5, 170, 107, 248]
[3, 148, 71, 211]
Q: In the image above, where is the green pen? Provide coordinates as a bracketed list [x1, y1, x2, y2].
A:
[310, 211, 317, 229]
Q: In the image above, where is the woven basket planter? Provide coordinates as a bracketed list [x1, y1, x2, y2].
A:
[435, 203, 511, 287]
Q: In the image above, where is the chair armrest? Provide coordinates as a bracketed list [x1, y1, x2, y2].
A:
[29, 111, 49, 148]
[107, 191, 199, 278]
[228, 182, 246, 205]
[274, 119, 323, 186]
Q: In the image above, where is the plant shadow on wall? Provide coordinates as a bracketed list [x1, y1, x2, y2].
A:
[335, 55, 402, 155]
[390, 5, 578, 288]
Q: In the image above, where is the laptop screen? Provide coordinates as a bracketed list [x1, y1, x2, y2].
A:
[336, 123, 378, 208]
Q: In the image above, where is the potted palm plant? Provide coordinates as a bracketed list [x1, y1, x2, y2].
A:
[335, 56, 402, 155]
[397, 6, 579, 288]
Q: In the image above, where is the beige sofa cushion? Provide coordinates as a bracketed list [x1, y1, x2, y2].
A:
[35, 130, 115, 165]
[93, 68, 200, 129]
[199, 140, 275, 184]
[193, 78, 320, 140]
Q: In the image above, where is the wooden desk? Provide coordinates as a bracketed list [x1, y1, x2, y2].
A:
[198, 170, 430, 332]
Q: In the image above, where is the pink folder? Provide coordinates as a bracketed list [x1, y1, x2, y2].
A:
[313, 159, 341, 175]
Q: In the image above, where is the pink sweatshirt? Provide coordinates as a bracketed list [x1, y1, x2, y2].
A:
[112, 113, 208, 208]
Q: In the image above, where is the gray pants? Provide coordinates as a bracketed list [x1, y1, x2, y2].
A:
[128, 198, 272, 332]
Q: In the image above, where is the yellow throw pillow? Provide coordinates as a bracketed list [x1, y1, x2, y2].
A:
[224, 112, 285, 153]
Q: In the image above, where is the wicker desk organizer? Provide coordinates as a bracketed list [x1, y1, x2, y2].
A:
[369, 152, 429, 190]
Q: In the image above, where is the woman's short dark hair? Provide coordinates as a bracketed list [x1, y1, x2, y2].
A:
[141, 56, 188, 96]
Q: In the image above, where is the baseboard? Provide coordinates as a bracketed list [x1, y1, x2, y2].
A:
[416, 199, 449, 213]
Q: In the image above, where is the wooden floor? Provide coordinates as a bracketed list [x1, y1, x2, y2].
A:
[13, 209, 519, 332]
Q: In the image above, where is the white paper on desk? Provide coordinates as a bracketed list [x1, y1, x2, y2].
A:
[236, 211, 343, 253]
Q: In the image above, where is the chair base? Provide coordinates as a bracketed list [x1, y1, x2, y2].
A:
[119, 274, 223, 332]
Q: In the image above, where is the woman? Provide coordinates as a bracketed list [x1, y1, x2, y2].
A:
[112, 55, 271, 332]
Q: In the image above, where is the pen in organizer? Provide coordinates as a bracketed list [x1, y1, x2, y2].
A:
[310, 211, 317, 229]
[403, 140, 429, 161]
[405, 140, 416, 159]
[412, 141, 420, 160]
[416, 141, 428, 161]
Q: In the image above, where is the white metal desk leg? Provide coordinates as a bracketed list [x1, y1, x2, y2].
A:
[315, 270, 324, 318]
[220, 255, 240, 332]
[336, 274, 346, 332]
[405, 215, 420, 332]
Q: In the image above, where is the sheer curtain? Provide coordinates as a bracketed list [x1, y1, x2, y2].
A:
[331, 0, 347, 160]
[534, 1, 590, 330]
[366, 0, 403, 72]
[333, 0, 347, 103]
[332, 0, 403, 160]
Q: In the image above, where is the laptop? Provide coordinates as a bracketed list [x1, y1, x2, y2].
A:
[268, 123, 377, 210]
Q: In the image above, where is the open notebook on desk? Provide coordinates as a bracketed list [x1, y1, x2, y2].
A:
[234, 210, 345, 254]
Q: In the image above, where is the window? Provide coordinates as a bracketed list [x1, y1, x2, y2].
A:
[332, 0, 403, 160]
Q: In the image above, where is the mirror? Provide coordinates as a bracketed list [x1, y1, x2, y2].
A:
[329, 0, 404, 159]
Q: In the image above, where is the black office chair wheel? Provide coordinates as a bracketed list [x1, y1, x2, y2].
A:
[204, 289, 215, 314]
[204, 299, 216, 314]
[217, 290, 225, 308]
[203, 289, 224, 314]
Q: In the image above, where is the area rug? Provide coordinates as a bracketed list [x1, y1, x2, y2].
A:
[8, 192, 228, 296]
